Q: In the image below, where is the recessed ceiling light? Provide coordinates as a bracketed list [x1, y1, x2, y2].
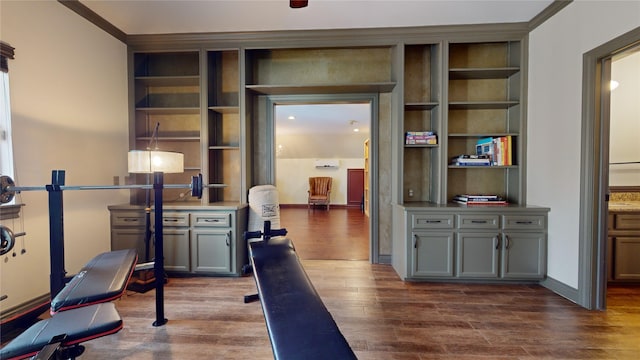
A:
[353, 128, 359, 132]
[610, 80, 619, 91]
[288, 115, 295, 120]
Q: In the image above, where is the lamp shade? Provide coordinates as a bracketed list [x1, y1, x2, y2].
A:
[128, 150, 184, 174]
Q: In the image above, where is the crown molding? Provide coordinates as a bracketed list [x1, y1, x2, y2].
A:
[57, 0, 127, 43]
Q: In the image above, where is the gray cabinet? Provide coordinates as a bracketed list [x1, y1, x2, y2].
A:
[456, 231, 500, 278]
[393, 205, 548, 282]
[501, 232, 546, 279]
[109, 210, 148, 263]
[190, 211, 239, 275]
[191, 229, 231, 273]
[109, 204, 247, 276]
[608, 211, 640, 281]
[412, 231, 455, 277]
[163, 228, 190, 273]
[403, 213, 455, 278]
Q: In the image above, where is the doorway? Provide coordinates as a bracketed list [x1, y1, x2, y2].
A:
[579, 27, 640, 310]
[267, 94, 379, 262]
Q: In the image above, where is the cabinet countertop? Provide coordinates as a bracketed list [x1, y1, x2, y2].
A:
[398, 202, 550, 212]
[609, 201, 640, 212]
[108, 202, 248, 211]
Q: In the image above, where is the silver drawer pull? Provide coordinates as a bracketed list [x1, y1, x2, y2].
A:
[471, 220, 488, 224]
[164, 219, 180, 222]
[515, 221, 534, 225]
[123, 218, 139, 222]
[424, 220, 442, 224]
[203, 219, 220, 223]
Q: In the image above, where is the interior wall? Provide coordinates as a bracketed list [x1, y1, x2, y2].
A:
[0, 1, 129, 311]
[610, 50, 640, 186]
[275, 132, 368, 205]
[276, 158, 364, 205]
[527, 1, 640, 289]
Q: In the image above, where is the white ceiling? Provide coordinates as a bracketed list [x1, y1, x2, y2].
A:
[80, 0, 554, 35]
[276, 103, 371, 135]
[78, 0, 554, 135]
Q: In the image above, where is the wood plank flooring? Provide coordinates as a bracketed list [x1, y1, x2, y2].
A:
[82, 262, 640, 359]
[279, 206, 369, 261]
[5, 208, 640, 359]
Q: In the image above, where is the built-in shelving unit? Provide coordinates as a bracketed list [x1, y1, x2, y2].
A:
[446, 41, 522, 204]
[402, 43, 441, 204]
[132, 51, 202, 203]
[208, 50, 241, 203]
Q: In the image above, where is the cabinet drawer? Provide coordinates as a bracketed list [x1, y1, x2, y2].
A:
[503, 215, 546, 231]
[162, 212, 189, 227]
[458, 214, 499, 229]
[615, 214, 640, 230]
[111, 211, 145, 227]
[192, 213, 231, 228]
[412, 214, 454, 229]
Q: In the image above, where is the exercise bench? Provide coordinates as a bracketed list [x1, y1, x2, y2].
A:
[0, 302, 123, 360]
[245, 224, 357, 360]
[50, 249, 137, 314]
[0, 249, 137, 359]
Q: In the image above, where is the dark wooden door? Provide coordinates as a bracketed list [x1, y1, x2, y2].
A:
[347, 168, 365, 208]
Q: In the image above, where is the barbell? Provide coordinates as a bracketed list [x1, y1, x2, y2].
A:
[0, 173, 225, 204]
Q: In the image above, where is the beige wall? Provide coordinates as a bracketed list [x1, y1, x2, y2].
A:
[527, 0, 640, 288]
[0, 1, 129, 311]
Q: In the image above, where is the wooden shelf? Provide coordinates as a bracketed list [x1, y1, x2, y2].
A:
[135, 75, 200, 86]
[448, 133, 518, 138]
[137, 136, 200, 142]
[246, 82, 396, 95]
[448, 165, 518, 169]
[209, 146, 240, 150]
[405, 102, 439, 110]
[449, 67, 519, 79]
[405, 144, 438, 148]
[135, 107, 200, 114]
[208, 106, 239, 114]
[448, 101, 519, 110]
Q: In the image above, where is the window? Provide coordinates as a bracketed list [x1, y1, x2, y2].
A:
[1, 42, 15, 204]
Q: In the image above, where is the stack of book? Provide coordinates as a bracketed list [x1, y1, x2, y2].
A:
[476, 136, 513, 166]
[405, 131, 437, 145]
[450, 154, 491, 166]
[452, 194, 508, 205]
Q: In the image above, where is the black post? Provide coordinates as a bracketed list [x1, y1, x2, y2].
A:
[47, 170, 66, 298]
[152, 171, 168, 327]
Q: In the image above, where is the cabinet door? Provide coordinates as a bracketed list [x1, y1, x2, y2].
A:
[456, 232, 500, 278]
[111, 229, 149, 263]
[613, 237, 640, 280]
[190, 229, 232, 274]
[411, 231, 455, 277]
[163, 228, 190, 273]
[501, 232, 546, 279]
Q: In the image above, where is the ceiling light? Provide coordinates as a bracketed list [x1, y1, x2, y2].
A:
[353, 128, 359, 132]
[288, 115, 295, 120]
[610, 80, 619, 91]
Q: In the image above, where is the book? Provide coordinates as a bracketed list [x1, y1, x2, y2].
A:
[405, 131, 437, 145]
[453, 194, 507, 205]
[476, 137, 495, 163]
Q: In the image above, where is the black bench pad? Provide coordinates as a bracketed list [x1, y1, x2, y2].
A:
[249, 237, 357, 360]
[0, 302, 123, 360]
[51, 249, 137, 314]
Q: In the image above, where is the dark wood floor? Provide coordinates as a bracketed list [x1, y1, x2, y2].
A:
[6, 208, 640, 359]
[279, 206, 370, 261]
